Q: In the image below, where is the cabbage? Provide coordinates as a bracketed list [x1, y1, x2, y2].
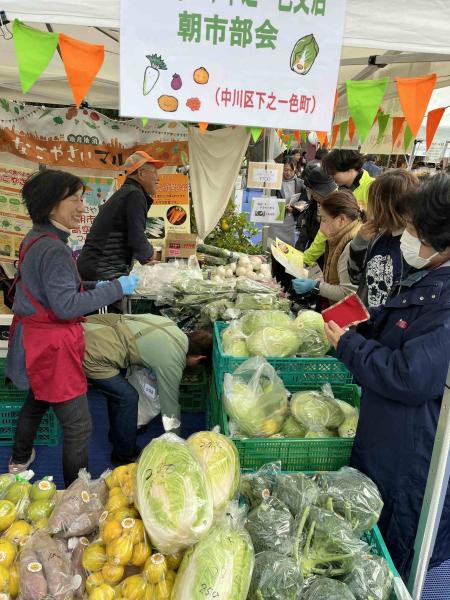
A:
[247, 327, 300, 357]
[187, 431, 240, 518]
[290, 390, 345, 431]
[136, 433, 214, 554]
[222, 326, 249, 357]
[281, 416, 307, 438]
[223, 358, 289, 438]
[241, 310, 293, 335]
[336, 399, 357, 418]
[294, 310, 331, 357]
[171, 507, 254, 600]
[305, 428, 336, 438]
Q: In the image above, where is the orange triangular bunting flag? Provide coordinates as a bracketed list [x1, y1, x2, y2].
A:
[324, 134, 329, 147]
[198, 122, 208, 135]
[331, 124, 339, 148]
[426, 107, 446, 150]
[392, 116, 405, 149]
[294, 131, 301, 144]
[348, 117, 356, 144]
[396, 73, 437, 138]
[59, 33, 104, 106]
[316, 131, 327, 146]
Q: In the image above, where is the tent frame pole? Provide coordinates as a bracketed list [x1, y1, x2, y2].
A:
[408, 367, 450, 598]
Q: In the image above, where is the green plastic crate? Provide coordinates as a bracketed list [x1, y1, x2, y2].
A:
[179, 366, 208, 412]
[0, 359, 30, 403]
[213, 321, 353, 393]
[213, 380, 361, 471]
[0, 401, 62, 446]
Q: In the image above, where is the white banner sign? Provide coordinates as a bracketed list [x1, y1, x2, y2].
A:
[120, 0, 346, 131]
[247, 161, 283, 189]
[250, 196, 285, 223]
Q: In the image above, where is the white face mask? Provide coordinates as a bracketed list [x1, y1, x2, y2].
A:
[400, 230, 439, 269]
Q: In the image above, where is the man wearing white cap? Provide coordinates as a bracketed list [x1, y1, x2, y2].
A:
[77, 151, 164, 281]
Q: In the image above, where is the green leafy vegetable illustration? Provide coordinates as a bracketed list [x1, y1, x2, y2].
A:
[290, 34, 319, 75]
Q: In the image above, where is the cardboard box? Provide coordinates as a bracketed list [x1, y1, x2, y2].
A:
[164, 233, 197, 260]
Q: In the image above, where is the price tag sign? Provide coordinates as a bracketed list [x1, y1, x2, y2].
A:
[247, 162, 283, 190]
[250, 197, 285, 223]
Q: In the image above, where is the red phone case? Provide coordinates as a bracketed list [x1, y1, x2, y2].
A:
[322, 293, 370, 328]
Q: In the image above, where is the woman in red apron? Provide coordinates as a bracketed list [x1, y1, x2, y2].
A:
[6, 170, 138, 486]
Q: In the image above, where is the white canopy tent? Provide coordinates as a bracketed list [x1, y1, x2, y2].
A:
[1, 0, 450, 111]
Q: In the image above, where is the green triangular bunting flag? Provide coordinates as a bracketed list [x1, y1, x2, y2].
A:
[346, 78, 389, 143]
[377, 112, 390, 143]
[250, 127, 263, 143]
[286, 133, 294, 151]
[404, 125, 414, 152]
[13, 19, 59, 93]
[141, 118, 149, 127]
[339, 121, 348, 148]
[301, 131, 308, 144]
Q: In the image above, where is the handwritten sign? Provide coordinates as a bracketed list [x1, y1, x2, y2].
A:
[250, 196, 285, 223]
[247, 162, 283, 189]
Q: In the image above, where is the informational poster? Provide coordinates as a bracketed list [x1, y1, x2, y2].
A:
[247, 161, 283, 190]
[146, 173, 191, 244]
[250, 196, 285, 223]
[68, 177, 116, 257]
[120, 0, 347, 131]
[0, 164, 34, 263]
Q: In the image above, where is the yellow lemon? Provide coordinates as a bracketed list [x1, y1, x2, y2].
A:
[130, 541, 151, 567]
[0, 565, 9, 593]
[155, 577, 173, 600]
[106, 535, 133, 566]
[4, 520, 32, 544]
[0, 500, 16, 531]
[85, 572, 104, 594]
[166, 551, 183, 571]
[119, 575, 147, 600]
[8, 563, 19, 597]
[89, 583, 115, 600]
[101, 519, 122, 545]
[143, 554, 168, 584]
[82, 543, 107, 573]
[106, 492, 129, 513]
[0, 538, 16, 568]
[101, 563, 124, 586]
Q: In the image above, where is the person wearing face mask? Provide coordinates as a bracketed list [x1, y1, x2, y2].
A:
[292, 190, 363, 305]
[77, 151, 164, 283]
[5, 170, 138, 486]
[323, 174, 450, 580]
[268, 158, 308, 247]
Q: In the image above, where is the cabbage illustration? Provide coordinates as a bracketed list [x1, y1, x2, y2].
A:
[290, 34, 319, 75]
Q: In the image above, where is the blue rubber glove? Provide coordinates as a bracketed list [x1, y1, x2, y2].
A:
[118, 275, 139, 295]
[292, 278, 316, 294]
[95, 280, 109, 288]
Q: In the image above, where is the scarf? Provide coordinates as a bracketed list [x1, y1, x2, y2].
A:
[324, 220, 361, 285]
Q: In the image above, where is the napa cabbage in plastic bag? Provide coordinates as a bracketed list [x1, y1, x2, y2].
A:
[247, 327, 300, 357]
[241, 310, 293, 335]
[316, 467, 384, 535]
[187, 430, 240, 518]
[294, 310, 330, 357]
[248, 550, 304, 600]
[280, 416, 307, 438]
[290, 385, 345, 431]
[171, 503, 254, 600]
[136, 433, 214, 554]
[223, 357, 289, 437]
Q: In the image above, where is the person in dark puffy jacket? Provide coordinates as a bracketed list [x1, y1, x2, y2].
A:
[324, 174, 450, 580]
[77, 151, 164, 281]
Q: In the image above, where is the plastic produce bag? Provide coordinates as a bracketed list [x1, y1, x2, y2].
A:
[20, 530, 81, 599]
[239, 462, 281, 509]
[48, 469, 108, 538]
[3, 471, 34, 520]
[26, 476, 57, 524]
[303, 576, 357, 600]
[290, 385, 345, 432]
[316, 467, 384, 535]
[343, 553, 394, 600]
[235, 293, 289, 311]
[273, 472, 320, 517]
[171, 503, 254, 600]
[187, 430, 240, 518]
[223, 357, 289, 438]
[135, 433, 214, 554]
[221, 323, 249, 357]
[240, 310, 293, 335]
[294, 310, 331, 357]
[246, 492, 294, 556]
[127, 366, 161, 427]
[236, 278, 280, 294]
[248, 551, 304, 600]
[247, 326, 301, 357]
[295, 505, 368, 578]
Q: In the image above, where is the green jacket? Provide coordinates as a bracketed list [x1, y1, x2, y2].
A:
[83, 314, 188, 420]
[303, 170, 374, 266]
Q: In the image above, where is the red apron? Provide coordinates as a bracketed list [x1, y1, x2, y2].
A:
[10, 234, 87, 402]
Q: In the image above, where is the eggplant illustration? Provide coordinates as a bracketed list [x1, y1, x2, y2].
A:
[143, 54, 167, 96]
[171, 74, 182, 90]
